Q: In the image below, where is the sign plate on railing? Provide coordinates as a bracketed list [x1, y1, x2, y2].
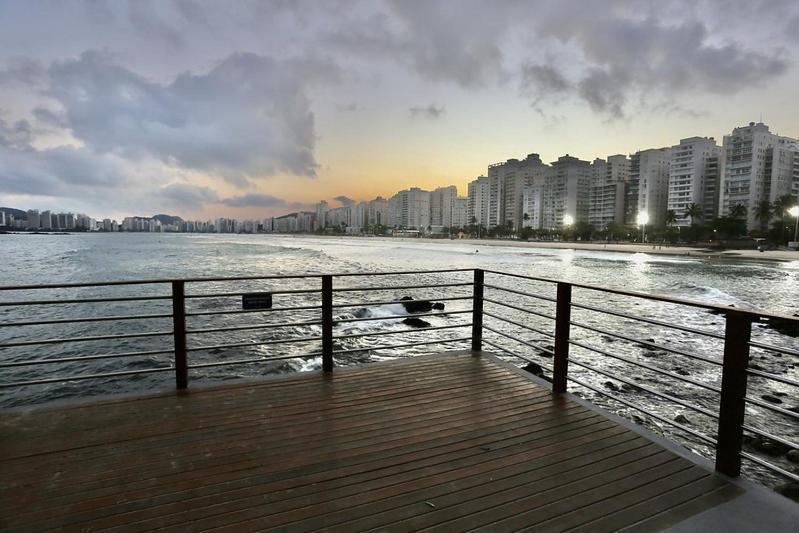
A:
[242, 292, 272, 310]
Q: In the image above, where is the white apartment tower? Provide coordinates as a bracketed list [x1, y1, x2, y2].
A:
[467, 176, 490, 228]
[486, 153, 550, 230]
[626, 148, 671, 228]
[589, 155, 630, 230]
[389, 187, 431, 230]
[430, 186, 459, 228]
[667, 137, 722, 226]
[719, 122, 799, 230]
[540, 155, 592, 230]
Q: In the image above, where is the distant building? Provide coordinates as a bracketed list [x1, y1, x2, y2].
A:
[389, 187, 431, 230]
[541, 155, 592, 230]
[626, 148, 671, 228]
[719, 122, 799, 230]
[667, 137, 721, 226]
[589, 155, 630, 230]
[27, 210, 40, 229]
[487, 153, 550, 230]
[366, 197, 389, 229]
[40, 210, 52, 230]
[467, 176, 490, 229]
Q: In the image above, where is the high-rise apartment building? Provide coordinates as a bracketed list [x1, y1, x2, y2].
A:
[719, 122, 799, 230]
[540, 155, 592, 230]
[452, 197, 468, 229]
[486, 154, 550, 230]
[667, 137, 721, 226]
[389, 187, 431, 230]
[589, 155, 629, 230]
[467, 176, 490, 228]
[626, 148, 671, 227]
[430, 186, 459, 228]
[26, 209, 40, 229]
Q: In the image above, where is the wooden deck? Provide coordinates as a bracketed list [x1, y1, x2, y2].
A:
[0, 351, 765, 532]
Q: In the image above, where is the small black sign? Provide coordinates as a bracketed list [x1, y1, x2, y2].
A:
[242, 292, 272, 310]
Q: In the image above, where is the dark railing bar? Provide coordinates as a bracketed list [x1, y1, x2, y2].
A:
[331, 296, 472, 309]
[742, 424, 799, 453]
[186, 319, 324, 335]
[483, 269, 793, 322]
[0, 366, 174, 389]
[0, 295, 172, 307]
[0, 349, 174, 368]
[481, 339, 554, 372]
[0, 313, 174, 328]
[569, 300, 725, 340]
[484, 283, 557, 303]
[483, 297, 557, 321]
[332, 282, 472, 292]
[185, 288, 321, 299]
[186, 304, 322, 317]
[186, 335, 325, 353]
[333, 323, 471, 341]
[483, 325, 554, 356]
[483, 311, 556, 339]
[333, 310, 471, 324]
[331, 337, 471, 355]
[0, 274, 321, 291]
[749, 340, 799, 358]
[569, 338, 722, 394]
[740, 451, 799, 483]
[0, 330, 174, 349]
[744, 396, 799, 421]
[188, 352, 324, 370]
[568, 357, 719, 420]
[569, 318, 722, 367]
[566, 373, 717, 446]
[746, 368, 799, 389]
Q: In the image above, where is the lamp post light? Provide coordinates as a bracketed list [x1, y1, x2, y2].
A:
[563, 214, 574, 241]
[789, 205, 799, 246]
[636, 212, 649, 243]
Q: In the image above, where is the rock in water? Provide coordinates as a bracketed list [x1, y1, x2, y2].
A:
[522, 362, 544, 376]
[432, 302, 445, 310]
[603, 381, 620, 392]
[402, 317, 431, 328]
[399, 296, 434, 313]
[673, 414, 690, 424]
[761, 394, 783, 404]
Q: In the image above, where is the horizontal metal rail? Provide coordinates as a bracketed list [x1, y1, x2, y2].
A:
[484, 311, 555, 338]
[332, 323, 471, 340]
[0, 366, 174, 389]
[185, 304, 322, 317]
[187, 335, 325, 352]
[331, 336, 471, 355]
[569, 318, 722, 366]
[742, 424, 799, 453]
[185, 288, 321, 299]
[569, 338, 722, 394]
[482, 338, 554, 372]
[483, 325, 554, 357]
[744, 396, 799, 421]
[746, 368, 799, 389]
[0, 330, 173, 348]
[0, 349, 174, 368]
[570, 300, 725, 340]
[740, 451, 799, 483]
[568, 357, 719, 420]
[484, 284, 556, 303]
[566, 373, 717, 446]
[0, 295, 172, 307]
[0, 313, 173, 328]
[334, 310, 471, 324]
[483, 297, 557, 321]
[332, 282, 472, 292]
[186, 319, 324, 335]
[749, 339, 799, 358]
[331, 296, 472, 309]
[188, 352, 323, 369]
[483, 269, 795, 322]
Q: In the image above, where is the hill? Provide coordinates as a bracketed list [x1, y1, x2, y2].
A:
[152, 214, 184, 225]
[0, 207, 26, 220]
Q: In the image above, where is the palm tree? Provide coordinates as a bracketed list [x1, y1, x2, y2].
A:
[773, 194, 797, 243]
[665, 210, 677, 226]
[754, 200, 772, 234]
[729, 203, 747, 220]
[684, 203, 703, 224]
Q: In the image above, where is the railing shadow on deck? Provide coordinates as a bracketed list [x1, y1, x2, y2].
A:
[0, 268, 797, 489]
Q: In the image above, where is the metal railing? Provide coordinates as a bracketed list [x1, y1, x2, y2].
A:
[0, 267, 797, 487]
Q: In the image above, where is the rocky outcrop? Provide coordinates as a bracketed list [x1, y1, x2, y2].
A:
[399, 296, 446, 313]
[403, 317, 432, 328]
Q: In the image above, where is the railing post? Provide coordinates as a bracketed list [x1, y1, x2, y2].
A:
[471, 269, 484, 352]
[715, 310, 752, 477]
[171, 280, 188, 390]
[552, 282, 572, 394]
[321, 275, 334, 372]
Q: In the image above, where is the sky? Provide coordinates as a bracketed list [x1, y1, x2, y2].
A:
[1, 0, 798, 221]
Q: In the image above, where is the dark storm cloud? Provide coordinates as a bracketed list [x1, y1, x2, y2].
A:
[409, 104, 444, 119]
[221, 193, 309, 209]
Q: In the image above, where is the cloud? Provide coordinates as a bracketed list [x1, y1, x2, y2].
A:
[333, 195, 354, 206]
[335, 102, 362, 112]
[409, 104, 444, 119]
[519, 63, 573, 108]
[221, 193, 308, 209]
[157, 183, 220, 211]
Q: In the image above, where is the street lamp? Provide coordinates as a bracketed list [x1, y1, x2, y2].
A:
[563, 214, 574, 241]
[636, 212, 649, 243]
[789, 205, 799, 245]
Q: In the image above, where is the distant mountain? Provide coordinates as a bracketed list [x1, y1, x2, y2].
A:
[152, 214, 184, 225]
[0, 207, 26, 220]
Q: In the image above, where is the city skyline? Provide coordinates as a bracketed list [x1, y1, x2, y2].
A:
[2, 1, 799, 221]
